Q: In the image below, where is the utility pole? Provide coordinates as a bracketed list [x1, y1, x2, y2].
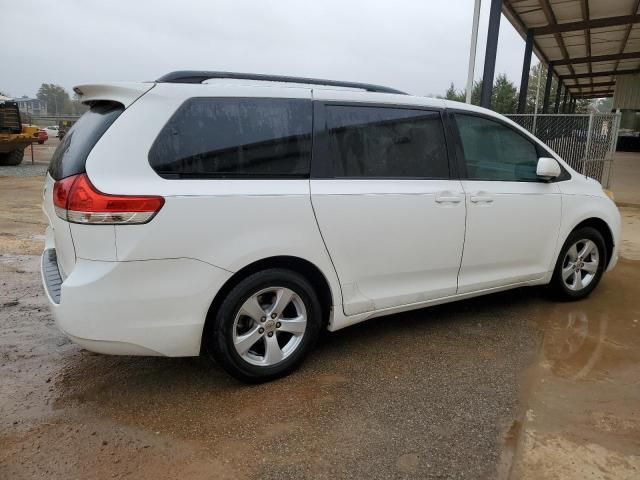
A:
[465, 0, 482, 104]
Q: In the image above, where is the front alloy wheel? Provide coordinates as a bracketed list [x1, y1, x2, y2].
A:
[561, 239, 599, 291]
[551, 227, 606, 300]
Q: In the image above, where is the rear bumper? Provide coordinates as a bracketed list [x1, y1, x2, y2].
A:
[40, 250, 232, 356]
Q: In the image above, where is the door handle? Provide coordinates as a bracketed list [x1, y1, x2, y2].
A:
[435, 192, 463, 204]
[470, 193, 494, 204]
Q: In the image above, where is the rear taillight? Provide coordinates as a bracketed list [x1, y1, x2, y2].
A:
[52, 174, 164, 225]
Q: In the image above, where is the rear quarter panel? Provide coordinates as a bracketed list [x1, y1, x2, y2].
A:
[84, 83, 343, 308]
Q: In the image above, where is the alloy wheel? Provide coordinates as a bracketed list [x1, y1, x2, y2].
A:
[561, 239, 599, 291]
[232, 287, 307, 366]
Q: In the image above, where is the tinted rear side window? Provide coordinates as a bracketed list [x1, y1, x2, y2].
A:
[149, 98, 312, 178]
[324, 105, 449, 178]
[48, 102, 124, 180]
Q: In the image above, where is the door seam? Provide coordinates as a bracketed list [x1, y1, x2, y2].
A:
[455, 181, 468, 294]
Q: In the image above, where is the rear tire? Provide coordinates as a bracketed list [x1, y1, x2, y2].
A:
[549, 227, 606, 300]
[206, 268, 322, 383]
[0, 149, 24, 166]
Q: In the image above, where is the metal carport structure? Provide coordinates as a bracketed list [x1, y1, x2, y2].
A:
[480, 0, 640, 113]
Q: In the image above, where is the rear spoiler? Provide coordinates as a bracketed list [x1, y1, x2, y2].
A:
[72, 82, 155, 108]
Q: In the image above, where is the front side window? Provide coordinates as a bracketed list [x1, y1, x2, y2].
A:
[454, 114, 539, 181]
[149, 98, 312, 178]
[324, 105, 449, 178]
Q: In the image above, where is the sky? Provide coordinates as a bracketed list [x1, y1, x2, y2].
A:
[1, 0, 538, 99]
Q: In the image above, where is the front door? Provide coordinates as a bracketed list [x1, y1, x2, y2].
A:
[452, 113, 562, 293]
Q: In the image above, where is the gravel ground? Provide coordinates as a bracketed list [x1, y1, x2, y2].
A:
[0, 171, 543, 479]
[0, 250, 542, 480]
[0, 139, 57, 178]
[0, 163, 49, 177]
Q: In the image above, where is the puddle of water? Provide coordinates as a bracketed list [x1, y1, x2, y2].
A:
[531, 258, 640, 383]
[510, 258, 640, 480]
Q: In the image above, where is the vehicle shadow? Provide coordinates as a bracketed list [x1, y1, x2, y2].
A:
[54, 285, 548, 412]
[47, 285, 565, 478]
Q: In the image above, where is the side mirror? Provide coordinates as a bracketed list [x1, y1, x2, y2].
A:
[536, 157, 561, 181]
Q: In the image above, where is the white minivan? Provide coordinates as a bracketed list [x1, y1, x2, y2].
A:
[41, 71, 621, 382]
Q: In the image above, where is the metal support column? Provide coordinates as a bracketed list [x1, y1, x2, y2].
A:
[480, 0, 502, 109]
[517, 29, 534, 113]
[561, 87, 569, 113]
[542, 62, 554, 113]
[554, 83, 562, 113]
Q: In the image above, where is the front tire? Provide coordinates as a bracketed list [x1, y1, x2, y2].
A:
[550, 227, 606, 300]
[207, 268, 322, 383]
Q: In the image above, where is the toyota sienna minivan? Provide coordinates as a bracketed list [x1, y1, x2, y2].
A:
[41, 71, 621, 382]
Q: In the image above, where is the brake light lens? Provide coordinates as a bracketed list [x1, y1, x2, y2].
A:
[52, 174, 164, 224]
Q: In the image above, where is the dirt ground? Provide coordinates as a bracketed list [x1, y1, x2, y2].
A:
[0, 152, 639, 479]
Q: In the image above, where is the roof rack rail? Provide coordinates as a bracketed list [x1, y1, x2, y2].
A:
[155, 70, 406, 95]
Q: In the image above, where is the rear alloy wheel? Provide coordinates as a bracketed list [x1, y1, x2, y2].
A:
[232, 286, 307, 366]
[208, 269, 322, 382]
[550, 227, 606, 300]
[0, 149, 24, 166]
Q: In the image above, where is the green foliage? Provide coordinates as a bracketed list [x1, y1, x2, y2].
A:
[593, 97, 613, 113]
[442, 75, 518, 114]
[36, 84, 87, 115]
[444, 82, 466, 102]
[37, 83, 70, 115]
[574, 98, 593, 114]
[523, 63, 600, 114]
[492, 74, 518, 114]
[525, 63, 545, 113]
[524, 63, 563, 113]
[443, 64, 604, 115]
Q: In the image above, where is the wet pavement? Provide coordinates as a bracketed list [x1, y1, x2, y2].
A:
[512, 258, 640, 480]
[0, 172, 639, 479]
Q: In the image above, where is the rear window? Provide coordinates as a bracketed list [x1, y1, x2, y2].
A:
[148, 98, 312, 178]
[48, 102, 124, 180]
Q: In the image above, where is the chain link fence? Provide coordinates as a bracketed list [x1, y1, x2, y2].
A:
[506, 113, 621, 188]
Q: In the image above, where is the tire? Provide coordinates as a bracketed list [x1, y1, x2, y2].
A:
[206, 268, 322, 383]
[0, 149, 24, 166]
[550, 227, 606, 300]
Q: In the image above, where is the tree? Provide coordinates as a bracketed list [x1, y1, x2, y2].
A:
[36, 83, 72, 115]
[575, 98, 593, 114]
[444, 82, 465, 102]
[441, 75, 517, 114]
[69, 92, 89, 115]
[525, 63, 544, 113]
[492, 74, 518, 114]
[523, 63, 595, 114]
[470, 79, 482, 106]
[593, 97, 613, 113]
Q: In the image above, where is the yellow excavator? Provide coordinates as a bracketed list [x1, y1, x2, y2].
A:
[0, 95, 40, 166]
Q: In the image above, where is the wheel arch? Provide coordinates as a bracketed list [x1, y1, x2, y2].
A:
[200, 255, 335, 354]
[570, 217, 614, 267]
